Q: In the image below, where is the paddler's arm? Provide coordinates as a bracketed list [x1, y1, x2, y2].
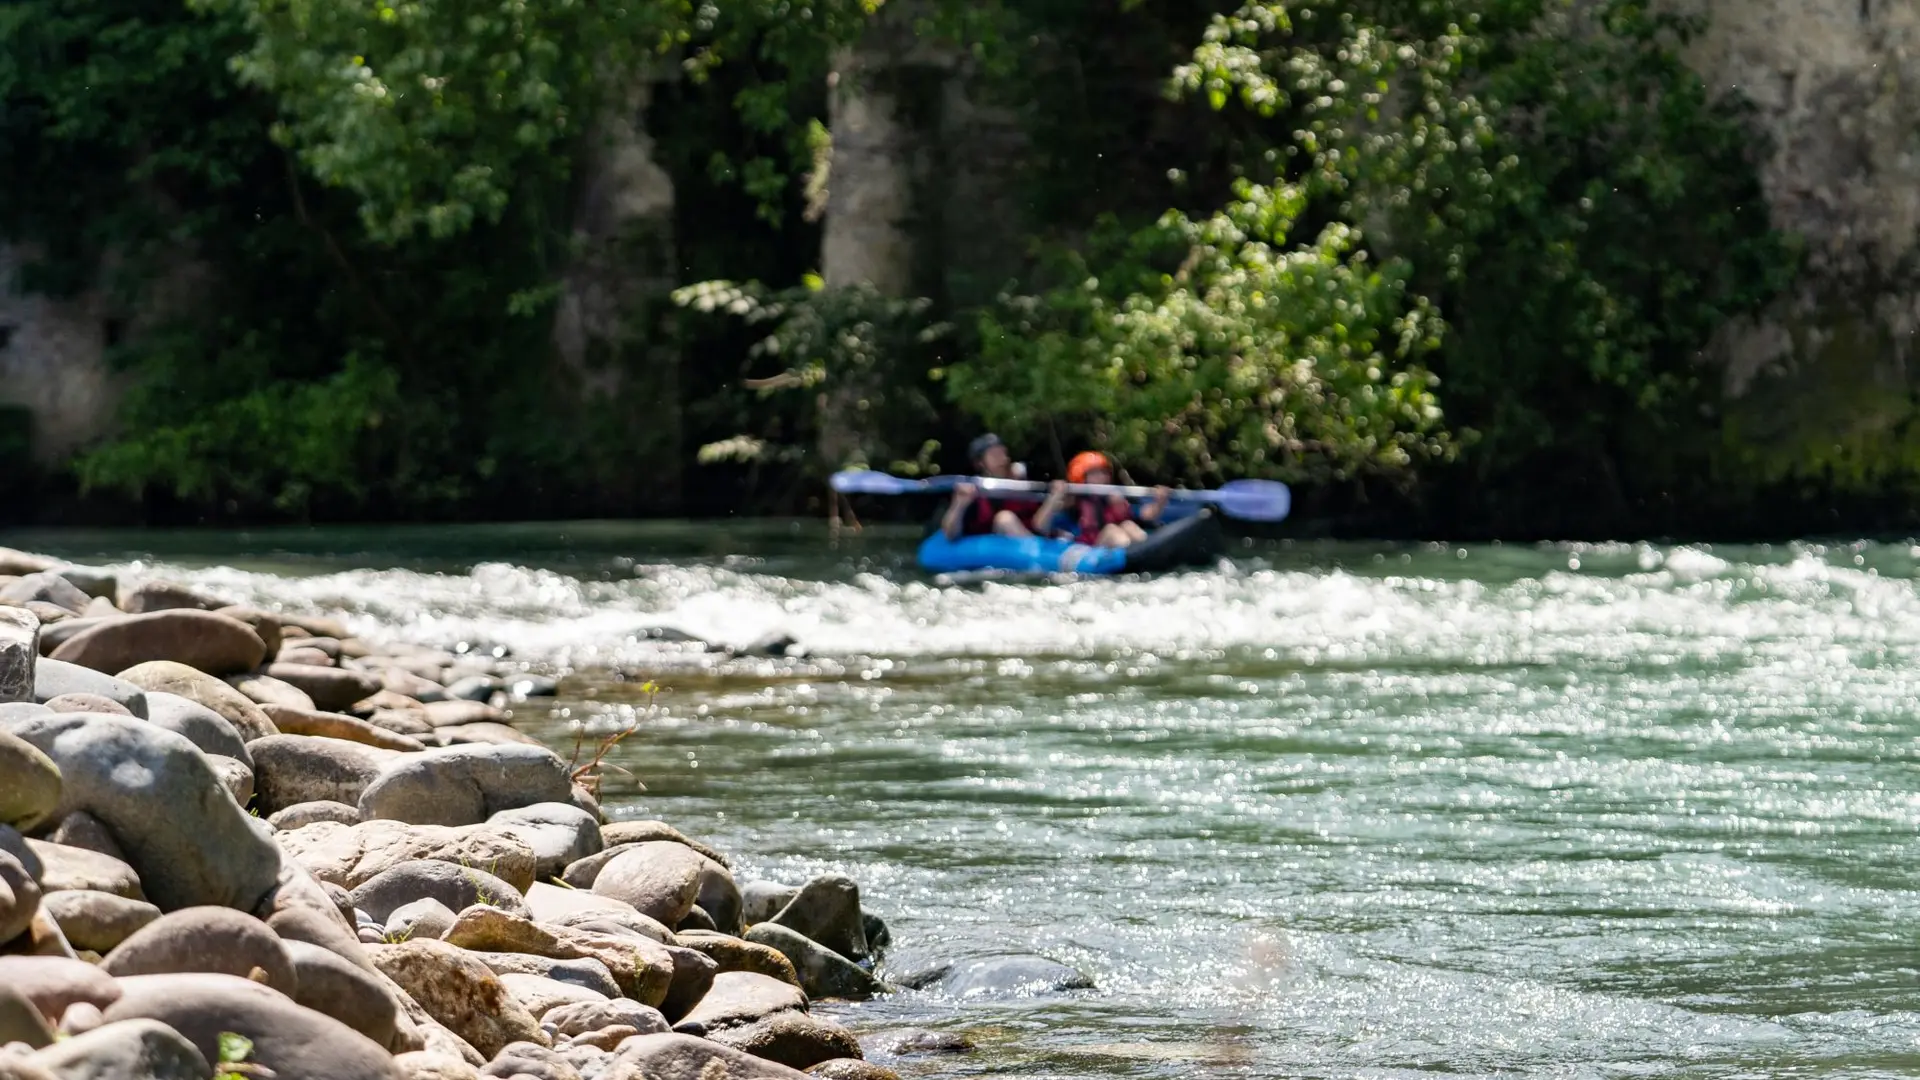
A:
[1031, 479, 1069, 534]
[1138, 485, 1171, 524]
[940, 482, 979, 540]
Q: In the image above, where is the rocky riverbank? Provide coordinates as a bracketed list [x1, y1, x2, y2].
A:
[0, 545, 987, 1080]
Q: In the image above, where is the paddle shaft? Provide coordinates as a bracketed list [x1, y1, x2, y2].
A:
[965, 477, 1176, 500]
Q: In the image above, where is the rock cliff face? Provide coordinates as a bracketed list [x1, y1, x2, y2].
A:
[1674, 0, 1920, 476]
[0, 245, 120, 467]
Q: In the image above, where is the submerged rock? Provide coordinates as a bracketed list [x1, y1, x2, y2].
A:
[900, 954, 1094, 997]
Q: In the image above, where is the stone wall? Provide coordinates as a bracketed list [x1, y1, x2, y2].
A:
[1674, 0, 1920, 473]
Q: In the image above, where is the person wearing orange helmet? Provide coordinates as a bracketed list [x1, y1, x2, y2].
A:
[1037, 451, 1171, 548]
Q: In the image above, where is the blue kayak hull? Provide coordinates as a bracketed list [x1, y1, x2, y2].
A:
[917, 511, 1223, 576]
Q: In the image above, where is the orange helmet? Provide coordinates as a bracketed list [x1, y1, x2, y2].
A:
[1067, 451, 1112, 485]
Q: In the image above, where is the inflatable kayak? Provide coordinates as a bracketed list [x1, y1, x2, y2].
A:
[917, 510, 1224, 577]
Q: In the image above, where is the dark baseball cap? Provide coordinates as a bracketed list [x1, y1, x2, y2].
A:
[967, 433, 1004, 463]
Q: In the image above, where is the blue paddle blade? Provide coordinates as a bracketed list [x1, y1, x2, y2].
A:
[1207, 479, 1291, 521]
[830, 470, 927, 495]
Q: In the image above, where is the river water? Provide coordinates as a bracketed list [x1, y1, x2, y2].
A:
[10, 522, 1920, 1078]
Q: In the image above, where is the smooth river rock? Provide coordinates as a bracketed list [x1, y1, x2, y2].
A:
[30, 658, 147, 717]
[142, 691, 252, 766]
[116, 662, 278, 742]
[744, 923, 890, 1000]
[486, 803, 602, 880]
[268, 663, 383, 712]
[51, 611, 266, 676]
[21, 1017, 211, 1080]
[249, 733, 400, 815]
[38, 890, 161, 953]
[0, 572, 89, 615]
[680, 971, 809, 1031]
[599, 820, 731, 868]
[2, 713, 284, 912]
[349, 860, 528, 924]
[0, 956, 123, 1020]
[590, 842, 736, 930]
[0, 729, 61, 832]
[25, 838, 143, 898]
[0, 849, 43, 945]
[767, 874, 867, 961]
[103, 972, 399, 1080]
[262, 704, 427, 752]
[607, 1033, 811, 1080]
[276, 819, 539, 892]
[358, 744, 575, 827]
[707, 1011, 864, 1071]
[117, 581, 229, 615]
[101, 906, 298, 995]
[226, 671, 317, 711]
[269, 800, 363, 830]
[283, 938, 406, 1051]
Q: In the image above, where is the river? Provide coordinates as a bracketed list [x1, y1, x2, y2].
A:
[8, 521, 1920, 1078]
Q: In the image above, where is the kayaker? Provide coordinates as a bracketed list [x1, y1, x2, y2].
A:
[1042, 451, 1170, 548]
[940, 433, 1045, 540]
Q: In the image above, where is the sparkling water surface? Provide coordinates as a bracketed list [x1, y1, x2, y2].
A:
[11, 521, 1920, 1078]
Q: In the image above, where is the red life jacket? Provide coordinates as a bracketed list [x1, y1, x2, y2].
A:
[961, 497, 1006, 536]
[1072, 497, 1134, 545]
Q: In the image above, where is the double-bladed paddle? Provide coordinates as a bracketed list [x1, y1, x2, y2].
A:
[829, 469, 1291, 522]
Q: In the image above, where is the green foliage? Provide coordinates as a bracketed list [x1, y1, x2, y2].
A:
[948, 0, 1793, 498]
[675, 276, 952, 476]
[956, 195, 1452, 484]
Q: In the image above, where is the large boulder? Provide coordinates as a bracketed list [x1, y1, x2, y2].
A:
[102, 972, 399, 1080]
[248, 734, 401, 815]
[348, 860, 528, 924]
[590, 842, 736, 930]
[267, 663, 384, 713]
[487, 803, 602, 881]
[766, 875, 867, 960]
[38, 890, 161, 953]
[607, 1033, 811, 1080]
[262, 705, 426, 752]
[0, 607, 37, 703]
[142, 692, 251, 766]
[30, 659, 148, 717]
[283, 938, 406, 1051]
[51, 611, 266, 676]
[1, 713, 284, 912]
[707, 1012, 864, 1072]
[359, 744, 575, 827]
[0, 729, 60, 832]
[101, 906, 298, 995]
[276, 819, 539, 892]
[21, 1017, 211, 1080]
[743, 923, 889, 1001]
[366, 940, 547, 1059]
[116, 663, 277, 742]
[0, 573, 90, 615]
